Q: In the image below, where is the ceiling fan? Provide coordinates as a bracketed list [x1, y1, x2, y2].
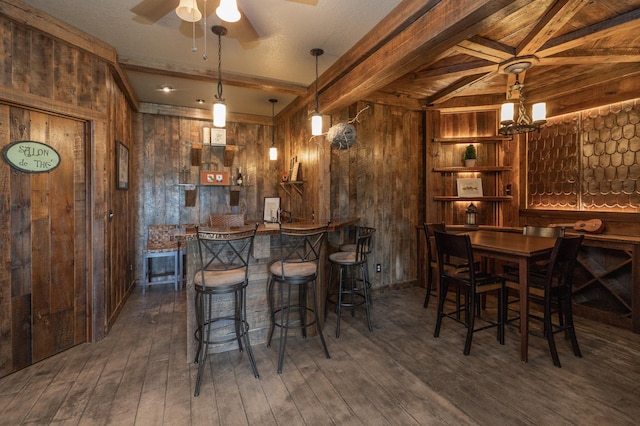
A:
[131, 0, 317, 46]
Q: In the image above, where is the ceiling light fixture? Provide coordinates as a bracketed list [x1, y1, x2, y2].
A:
[212, 25, 227, 128]
[217, 0, 241, 23]
[269, 98, 278, 161]
[175, 0, 202, 22]
[161, 85, 173, 93]
[310, 48, 324, 136]
[499, 61, 546, 136]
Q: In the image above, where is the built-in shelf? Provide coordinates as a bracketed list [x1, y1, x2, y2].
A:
[432, 166, 512, 173]
[176, 184, 250, 189]
[433, 136, 512, 143]
[433, 196, 513, 201]
[279, 181, 304, 196]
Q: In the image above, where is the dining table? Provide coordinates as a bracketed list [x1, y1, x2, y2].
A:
[465, 230, 557, 362]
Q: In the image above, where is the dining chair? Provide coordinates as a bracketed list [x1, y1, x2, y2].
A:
[433, 231, 506, 355]
[503, 225, 566, 321]
[422, 222, 446, 308]
[192, 224, 259, 396]
[267, 223, 331, 373]
[527, 235, 584, 367]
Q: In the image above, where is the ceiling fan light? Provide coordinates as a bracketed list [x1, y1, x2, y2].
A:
[176, 0, 202, 22]
[532, 102, 546, 123]
[213, 101, 226, 128]
[311, 112, 323, 136]
[217, 0, 241, 23]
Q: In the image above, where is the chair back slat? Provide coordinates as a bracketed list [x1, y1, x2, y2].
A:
[355, 226, 375, 262]
[544, 235, 583, 290]
[274, 223, 329, 278]
[196, 224, 258, 276]
[423, 222, 445, 263]
[433, 231, 476, 282]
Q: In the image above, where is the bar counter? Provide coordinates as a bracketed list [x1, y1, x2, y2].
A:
[181, 218, 360, 359]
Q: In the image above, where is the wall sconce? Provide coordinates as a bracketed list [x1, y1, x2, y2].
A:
[465, 203, 478, 227]
[310, 48, 324, 136]
[212, 25, 227, 128]
[269, 98, 278, 161]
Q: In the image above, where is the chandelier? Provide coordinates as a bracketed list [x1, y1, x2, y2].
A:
[499, 62, 546, 136]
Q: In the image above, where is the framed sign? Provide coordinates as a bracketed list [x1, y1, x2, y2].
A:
[200, 170, 230, 185]
[457, 178, 483, 197]
[211, 128, 226, 146]
[116, 141, 129, 190]
[263, 197, 281, 222]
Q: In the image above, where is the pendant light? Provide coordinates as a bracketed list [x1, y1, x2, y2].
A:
[212, 25, 227, 128]
[269, 98, 278, 161]
[498, 61, 546, 136]
[310, 48, 324, 136]
[216, 0, 241, 23]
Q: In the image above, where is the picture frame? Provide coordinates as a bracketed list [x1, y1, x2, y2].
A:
[457, 178, 483, 197]
[200, 170, 230, 185]
[263, 197, 281, 223]
[116, 140, 129, 190]
[211, 128, 226, 146]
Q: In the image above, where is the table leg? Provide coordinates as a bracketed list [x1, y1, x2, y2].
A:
[518, 258, 529, 362]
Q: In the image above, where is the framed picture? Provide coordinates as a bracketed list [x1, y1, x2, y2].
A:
[116, 140, 129, 190]
[263, 197, 281, 222]
[200, 170, 230, 185]
[211, 128, 226, 146]
[457, 178, 483, 197]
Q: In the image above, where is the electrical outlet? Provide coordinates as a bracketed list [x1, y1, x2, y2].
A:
[376, 263, 381, 273]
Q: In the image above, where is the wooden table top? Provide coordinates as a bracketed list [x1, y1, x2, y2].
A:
[464, 230, 557, 258]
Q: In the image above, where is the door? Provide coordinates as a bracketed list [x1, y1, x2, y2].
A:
[0, 105, 88, 377]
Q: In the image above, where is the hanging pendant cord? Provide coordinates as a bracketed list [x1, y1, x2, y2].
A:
[216, 31, 224, 101]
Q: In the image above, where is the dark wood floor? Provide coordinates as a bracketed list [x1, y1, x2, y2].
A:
[1, 284, 639, 425]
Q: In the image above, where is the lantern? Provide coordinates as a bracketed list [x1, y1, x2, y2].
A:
[465, 203, 478, 227]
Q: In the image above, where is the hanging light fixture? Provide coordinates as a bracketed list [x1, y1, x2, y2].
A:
[175, 0, 202, 22]
[310, 48, 324, 136]
[212, 25, 227, 128]
[217, 0, 241, 23]
[499, 61, 546, 136]
[269, 98, 278, 161]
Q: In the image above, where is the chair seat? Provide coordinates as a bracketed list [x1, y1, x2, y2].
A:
[194, 269, 246, 288]
[329, 251, 359, 264]
[270, 261, 317, 279]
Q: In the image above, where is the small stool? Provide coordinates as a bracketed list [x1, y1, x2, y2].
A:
[328, 226, 374, 337]
[141, 224, 182, 295]
[267, 223, 330, 374]
[193, 224, 259, 396]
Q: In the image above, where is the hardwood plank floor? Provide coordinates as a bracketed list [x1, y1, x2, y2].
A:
[1, 284, 639, 425]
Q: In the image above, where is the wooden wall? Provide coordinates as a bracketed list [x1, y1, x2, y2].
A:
[0, 3, 136, 378]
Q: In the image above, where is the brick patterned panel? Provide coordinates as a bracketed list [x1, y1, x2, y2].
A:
[528, 99, 640, 211]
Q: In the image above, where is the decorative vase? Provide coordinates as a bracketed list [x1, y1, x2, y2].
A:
[464, 159, 477, 167]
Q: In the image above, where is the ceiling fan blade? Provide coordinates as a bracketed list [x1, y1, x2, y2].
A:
[285, 0, 319, 5]
[225, 6, 260, 48]
[131, 0, 176, 25]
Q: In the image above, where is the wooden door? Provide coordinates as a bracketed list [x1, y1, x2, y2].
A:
[0, 105, 88, 377]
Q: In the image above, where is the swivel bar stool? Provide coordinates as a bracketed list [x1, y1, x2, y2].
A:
[327, 226, 374, 337]
[267, 223, 330, 374]
[193, 224, 259, 396]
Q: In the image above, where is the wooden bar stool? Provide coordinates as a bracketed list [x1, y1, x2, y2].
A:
[193, 224, 259, 396]
[267, 223, 330, 374]
[327, 226, 374, 337]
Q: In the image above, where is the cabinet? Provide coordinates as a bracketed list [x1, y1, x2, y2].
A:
[430, 136, 512, 225]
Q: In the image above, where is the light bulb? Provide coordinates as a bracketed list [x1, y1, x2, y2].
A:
[311, 112, 323, 136]
[532, 102, 546, 122]
[216, 0, 241, 23]
[500, 102, 514, 123]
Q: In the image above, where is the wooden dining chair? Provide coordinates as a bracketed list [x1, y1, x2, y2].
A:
[433, 231, 506, 355]
[527, 235, 584, 367]
[422, 222, 445, 308]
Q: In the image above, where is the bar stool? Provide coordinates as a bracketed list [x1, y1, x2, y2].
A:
[327, 226, 375, 337]
[193, 224, 259, 396]
[267, 223, 330, 374]
[339, 226, 376, 305]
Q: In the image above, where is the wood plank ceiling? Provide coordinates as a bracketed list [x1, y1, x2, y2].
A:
[315, 0, 640, 119]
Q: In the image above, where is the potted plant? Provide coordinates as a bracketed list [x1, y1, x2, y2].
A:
[463, 144, 477, 167]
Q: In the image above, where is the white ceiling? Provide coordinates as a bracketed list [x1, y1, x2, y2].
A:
[21, 0, 403, 117]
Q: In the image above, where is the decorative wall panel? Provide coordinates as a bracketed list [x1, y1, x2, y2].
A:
[528, 99, 640, 212]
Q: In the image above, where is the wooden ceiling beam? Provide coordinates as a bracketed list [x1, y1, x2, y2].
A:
[424, 73, 493, 105]
[456, 36, 515, 62]
[315, 0, 534, 115]
[517, 0, 588, 56]
[537, 8, 640, 57]
[119, 58, 308, 97]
